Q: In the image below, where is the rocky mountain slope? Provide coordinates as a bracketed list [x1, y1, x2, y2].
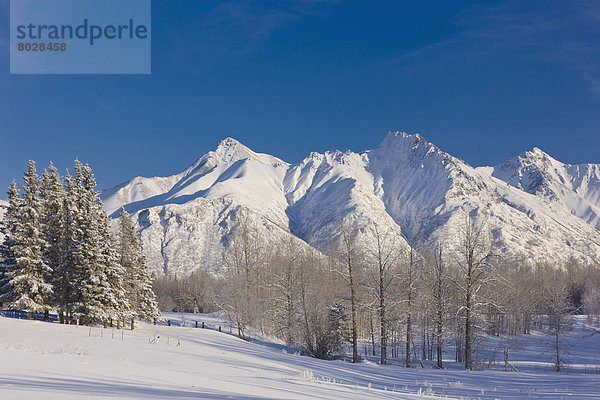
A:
[492, 148, 600, 230]
[101, 132, 600, 275]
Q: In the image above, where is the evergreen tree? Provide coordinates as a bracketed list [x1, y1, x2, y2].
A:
[71, 161, 116, 323]
[39, 162, 65, 313]
[2, 161, 53, 314]
[327, 303, 350, 358]
[118, 208, 160, 322]
[2, 159, 159, 326]
[118, 208, 138, 312]
[0, 182, 21, 303]
[58, 171, 83, 321]
[98, 200, 129, 322]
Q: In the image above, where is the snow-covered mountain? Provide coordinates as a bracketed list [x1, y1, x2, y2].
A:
[101, 133, 600, 275]
[492, 148, 600, 229]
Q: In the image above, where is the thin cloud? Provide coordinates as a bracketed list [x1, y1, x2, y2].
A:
[168, 0, 343, 72]
[458, 1, 600, 95]
[200, 1, 296, 42]
[360, 1, 600, 96]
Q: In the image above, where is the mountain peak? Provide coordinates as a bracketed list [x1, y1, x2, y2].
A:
[373, 131, 451, 165]
[217, 137, 243, 148]
[379, 131, 434, 148]
[528, 146, 549, 158]
[511, 147, 565, 171]
[386, 131, 410, 138]
[531, 146, 543, 154]
[212, 137, 288, 166]
[215, 137, 252, 161]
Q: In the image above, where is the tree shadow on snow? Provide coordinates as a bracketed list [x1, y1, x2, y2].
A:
[0, 375, 266, 399]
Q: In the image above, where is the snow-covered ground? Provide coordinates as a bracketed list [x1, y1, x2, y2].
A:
[1, 313, 599, 399]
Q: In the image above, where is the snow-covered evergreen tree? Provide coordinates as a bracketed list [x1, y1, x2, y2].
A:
[2, 159, 159, 326]
[97, 199, 129, 322]
[0, 181, 21, 304]
[2, 161, 53, 314]
[327, 303, 350, 358]
[118, 208, 138, 311]
[39, 162, 65, 313]
[57, 171, 83, 321]
[55, 161, 129, 324]
[71, 161, 118, 323]
[118, 207, 160, 322]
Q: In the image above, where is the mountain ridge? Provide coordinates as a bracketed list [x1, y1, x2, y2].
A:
[100, 132, 600, 275]
[492, 147, 600, 229]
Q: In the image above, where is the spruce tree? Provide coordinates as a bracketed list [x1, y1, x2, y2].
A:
[1, 159, 158, 326]
[97, 199, 129, 323]
[58, 172, 83, 321]
[118, 208, 138, 312]
[40, 162, 65, 315]
[0, 182, 21, 304]
[118, 208, 160, 322]
[3, 161, 53, 315]
[72, 161, 115, 323]
[327, 303, 350, 359]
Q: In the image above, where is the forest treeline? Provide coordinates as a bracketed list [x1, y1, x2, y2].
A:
[0, 160, 160, 328]
[153, 212, 600, 371]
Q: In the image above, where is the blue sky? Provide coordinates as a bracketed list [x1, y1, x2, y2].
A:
[0, 0, 599, 193]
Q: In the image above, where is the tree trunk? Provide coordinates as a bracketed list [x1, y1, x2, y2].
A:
[344, 229, 359, 364]
[286, 291, 293, 347]
[555, 330, 560, 372]
[370, 316, 376, 357]
[422, 314, 427, 361]
[375, 227, 387, 365]
[380, 293, 386, 364]
[405, 245, 414, 368]
[465, 292, 472, 370]
[350, 276, 358, 363]
[436, 308, 443, 368]
[405, 308, 411, 368]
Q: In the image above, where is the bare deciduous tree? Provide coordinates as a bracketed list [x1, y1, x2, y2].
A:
[338, 219, 362, 363]
[538, 264, 574, 372]
[364, 224, 400, 365]
[401, 222, 421, 368]
[453, 212, 496, 370]
[424, 242, 449, 369]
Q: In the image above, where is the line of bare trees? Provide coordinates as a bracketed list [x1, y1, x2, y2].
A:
[153, 210, 600, 371]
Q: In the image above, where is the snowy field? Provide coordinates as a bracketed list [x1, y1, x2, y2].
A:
[1, 313, 599, 399]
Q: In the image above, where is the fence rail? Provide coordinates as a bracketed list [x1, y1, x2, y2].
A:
[0, 309, 58, 322]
